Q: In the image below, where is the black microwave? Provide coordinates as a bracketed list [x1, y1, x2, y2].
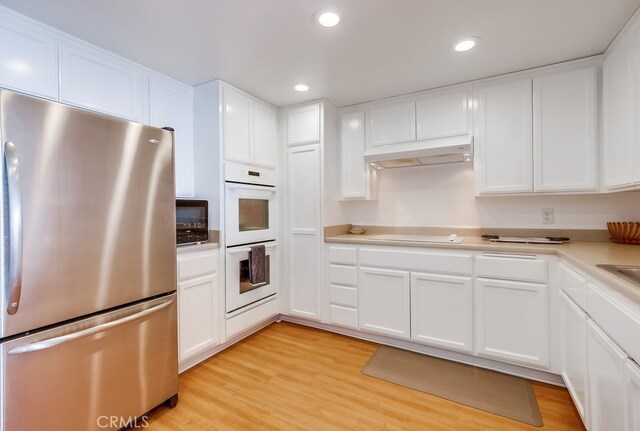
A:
[176, 199, 209, 245]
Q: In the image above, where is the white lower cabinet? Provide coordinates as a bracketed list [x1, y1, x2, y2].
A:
[587, 319, 626, 431]
[177, 249, 219, 367]
[476, 278, 548, 368]
[359, 267, 410, 339]
[559, 290, 588, 424]
[410, 272, 473, 353]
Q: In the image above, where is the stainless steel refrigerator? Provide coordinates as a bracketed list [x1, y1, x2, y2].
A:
[0, 90, 178, 431]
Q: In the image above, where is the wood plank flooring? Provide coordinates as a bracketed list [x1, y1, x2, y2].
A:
[146, 322, 585, 430]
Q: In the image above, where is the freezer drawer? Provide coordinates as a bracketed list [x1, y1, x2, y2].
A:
[1, 293, 178, 431]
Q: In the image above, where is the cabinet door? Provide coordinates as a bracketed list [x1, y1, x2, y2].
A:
[533, 66, 597, 191]
[367, 100, 416, 147]
[626, 358, 640, 431]
[0, 12, 58, 99]
[359, 267, 410, 339]
[411, 273, 473, 353]
[148, 75, 194, 197]
[59, 42, 144, 122]
[602, 33, 635, 189]
[476, 278, 548, 367]
[223, 86, 252, 163]
[474, 78, 533, 194]
[416, 85, 471, 140]
[252, 101, 277, 167]
[178, 273, 219, 362]
[288, 103, 320, 145]
[288, 144, 321, 319]
[559, 291, 588, 425]
[340, 110, 373, 199]
[588, 319, 626, 431]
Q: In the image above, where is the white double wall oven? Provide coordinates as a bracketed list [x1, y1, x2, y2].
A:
[224, 162, 278, 313]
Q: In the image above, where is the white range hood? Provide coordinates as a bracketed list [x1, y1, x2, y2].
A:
[363, 134, 473, 168]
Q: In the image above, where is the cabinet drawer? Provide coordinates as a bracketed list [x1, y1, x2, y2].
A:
[329, 265, 357, 286]
[360, 248, 472, 275]
[559, 262, 587, 309]
[328, 246, 357, 265]
[476, 253, 547, 283]
[177, 250, 218, 281]
[330, 285, 357, 307]
[226, 297, 278, 339]
[329, 305, 358, 329]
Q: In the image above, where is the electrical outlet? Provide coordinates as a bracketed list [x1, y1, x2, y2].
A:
[542, 208, 555, 225]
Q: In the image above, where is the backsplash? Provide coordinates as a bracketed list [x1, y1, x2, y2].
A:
[341, 164, 640, 229]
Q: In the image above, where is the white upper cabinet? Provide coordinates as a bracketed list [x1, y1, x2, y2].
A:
[0, 11, 58, 99]
[288, 103, 320, 145]
[366, 100, 416, 148]
[148, 74, 194, 197]
[416, 85, 471, 140]
[533, 65, 597, 192]
[222, 84, 277, 168]
[339, 109, 376, 200]
[474, 77, 533, 194]
[603, 31, 636, 189]
[223, 85, 253, 164]
[252, 100, 278, 167]
[59, 41, 144, 122]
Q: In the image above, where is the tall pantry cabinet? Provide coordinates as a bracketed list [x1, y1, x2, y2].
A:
[280, 101, 341, 321]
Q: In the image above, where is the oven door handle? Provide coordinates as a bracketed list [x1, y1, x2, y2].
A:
[225, 182, 276, 193]
[227, 243, 278, 255]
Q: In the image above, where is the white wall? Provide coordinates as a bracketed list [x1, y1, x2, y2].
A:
[341, 163, 640, 229]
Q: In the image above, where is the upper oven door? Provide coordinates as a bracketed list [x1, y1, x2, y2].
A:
[225, 183, 277, 246]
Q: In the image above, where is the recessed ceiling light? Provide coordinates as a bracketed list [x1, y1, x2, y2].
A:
[294, 83, 310, 92]
[454, 37, 480, 52]
[317, 10, 340, 27]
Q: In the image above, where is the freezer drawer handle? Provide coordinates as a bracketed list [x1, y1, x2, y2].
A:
[7, 299, 174, 355]
[4, 141, 23, 315]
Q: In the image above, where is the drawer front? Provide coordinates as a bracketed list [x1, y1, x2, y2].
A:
[330, 285, 357, 307]
[329, 265, 357, 286]
[359, 248, 472, 275]
[226, 297, 278, 339]
[329, 305, 358, 329]
[328, 246, 357, 265]
[559, 262, 587, 310]
[587, 282, 640, 364]
[177, 250, 218, 281]
[476, 254, 547, 283]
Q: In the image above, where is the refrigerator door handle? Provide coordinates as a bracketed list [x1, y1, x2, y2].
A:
[7, 299, 174, 355]
[4, 141, 23, 315]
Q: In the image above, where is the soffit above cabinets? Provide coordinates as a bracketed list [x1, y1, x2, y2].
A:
[0, 0, 638, 107]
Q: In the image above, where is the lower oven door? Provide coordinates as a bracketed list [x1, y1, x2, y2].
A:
[226, 242, 278, 313]
[0, 293, 178, 431]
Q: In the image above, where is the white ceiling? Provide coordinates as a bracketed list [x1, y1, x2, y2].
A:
[1, 0, 638, 107]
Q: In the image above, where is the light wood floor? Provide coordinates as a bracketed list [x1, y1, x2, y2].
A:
[147, 322, 585, 430]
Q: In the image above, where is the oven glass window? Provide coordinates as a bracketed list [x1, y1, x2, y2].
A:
[239, 256, 271, 294]
[239, 199, 269, 232]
